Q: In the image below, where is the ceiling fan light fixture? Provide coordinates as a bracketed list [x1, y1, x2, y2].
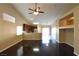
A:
[33, 12, 39, 15]
[33, 22, 39, 24]
[28, 3, 44, 15]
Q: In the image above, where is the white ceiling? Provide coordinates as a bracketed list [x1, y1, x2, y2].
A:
[12, 3, 78, 25]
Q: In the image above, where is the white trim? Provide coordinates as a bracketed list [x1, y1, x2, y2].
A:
[65, 43, 74, 48]
[59, 42, 74, 47]
[0, 39, 22, 53]
[74, 52, 79, 56]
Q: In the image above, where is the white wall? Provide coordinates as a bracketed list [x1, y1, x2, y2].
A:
[37, 24, 42, 33]
[51, 20, 58, 42]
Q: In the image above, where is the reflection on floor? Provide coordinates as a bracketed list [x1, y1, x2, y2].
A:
[0, 40, 76, 56]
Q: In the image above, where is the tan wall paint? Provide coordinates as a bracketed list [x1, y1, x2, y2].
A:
[74, 5, 79, 55]
[59, 30, 66, 43]
[0, 4, 29, 52]
[65, 29, 74, 47]
[59, 29, 74, 47]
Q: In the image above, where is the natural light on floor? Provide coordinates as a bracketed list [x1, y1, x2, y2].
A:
[33, 48, 40, 52]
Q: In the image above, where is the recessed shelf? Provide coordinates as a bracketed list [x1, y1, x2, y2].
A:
[59, 13, 74, 30]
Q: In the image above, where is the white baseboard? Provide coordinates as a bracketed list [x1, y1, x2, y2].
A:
[74, 52, 79, 56]
[65, 43, 74, 48]
[59, 42, 73, 47]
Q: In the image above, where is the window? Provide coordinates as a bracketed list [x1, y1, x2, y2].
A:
[16, 26, 23, 35]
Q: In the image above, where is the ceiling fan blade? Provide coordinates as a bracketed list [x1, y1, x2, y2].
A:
[38, 11, 44, 13]
[28, 8, 34, 11]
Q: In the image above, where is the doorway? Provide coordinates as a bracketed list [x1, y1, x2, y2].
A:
[42, 27, 50, 44]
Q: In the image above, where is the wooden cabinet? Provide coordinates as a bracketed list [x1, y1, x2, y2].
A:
[23, 24, 37, 33]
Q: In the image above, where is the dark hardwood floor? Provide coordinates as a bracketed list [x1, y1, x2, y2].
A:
[0, 40, 76, 56]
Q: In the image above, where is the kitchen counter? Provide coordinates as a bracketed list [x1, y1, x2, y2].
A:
[23, 33, 42, 40]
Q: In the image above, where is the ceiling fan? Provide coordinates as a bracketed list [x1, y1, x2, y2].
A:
[28, 3, 44, 15]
